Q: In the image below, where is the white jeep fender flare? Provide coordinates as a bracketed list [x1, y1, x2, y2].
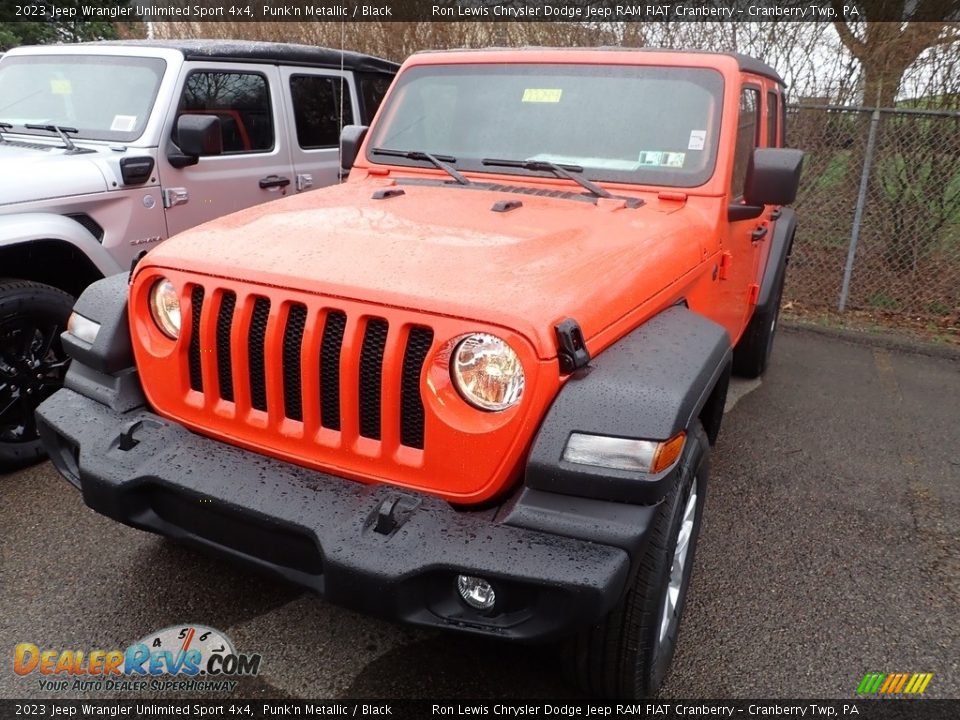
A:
[0, 213, 123, 277]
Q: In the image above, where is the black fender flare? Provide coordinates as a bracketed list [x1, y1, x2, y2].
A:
[523, 305, 731, 504]
[62, 272, 134, 375]
[60, 273, 146, 414]
[757, 207, 797, 313]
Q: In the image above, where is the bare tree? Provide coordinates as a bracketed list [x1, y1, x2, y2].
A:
[831, 0, 960, 107]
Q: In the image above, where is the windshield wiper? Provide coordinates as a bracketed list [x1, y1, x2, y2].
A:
[481, 158, 613, 200]
[24, 123, 79, 152]
[371, 147, 471, 186]
[0, 122, 11, 142]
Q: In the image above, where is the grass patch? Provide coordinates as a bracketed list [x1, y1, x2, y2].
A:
[869, 292, 899, 310]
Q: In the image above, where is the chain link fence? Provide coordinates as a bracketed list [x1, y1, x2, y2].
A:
[784, 104, 960, 339]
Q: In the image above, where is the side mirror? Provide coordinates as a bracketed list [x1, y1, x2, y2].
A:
[745, 148, 804, 206]
[728, 148, 804, 221]
[169, 115, 223, 168]
[340, 124, 368, 171]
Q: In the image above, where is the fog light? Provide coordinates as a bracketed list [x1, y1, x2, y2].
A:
[456, 575, 496, 611]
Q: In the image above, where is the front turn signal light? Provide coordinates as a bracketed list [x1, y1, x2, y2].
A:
[66, 312, 101, 345]
[563, 431, 686, 474]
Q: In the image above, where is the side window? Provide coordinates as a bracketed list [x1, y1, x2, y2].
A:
[767, 90, 779, 147]
[289, 74, 354, 149]
[731, 87, 760, 197]
[178, 71, 273, 154]
[358, 73, 393, 123]
[781, 94, 788, 147]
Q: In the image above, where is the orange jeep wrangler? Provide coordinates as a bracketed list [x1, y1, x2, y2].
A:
[38, 48, 802, 697]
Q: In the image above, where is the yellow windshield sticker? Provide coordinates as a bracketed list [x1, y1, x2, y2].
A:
[522, 88, 563, 103]
[50, 79, 72, 95]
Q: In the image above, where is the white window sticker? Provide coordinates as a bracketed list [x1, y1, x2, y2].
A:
[663, 152, 686, 168]
[688, 130, 706, 151]
[638, 151, 663, 167]
[110, 115, 137, 132]
[638, 151, 686, 168]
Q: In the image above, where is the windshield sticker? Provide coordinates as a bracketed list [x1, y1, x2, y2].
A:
[638, 151, 663, 166]
[522, 88, 563, 103]
[688, 130, 706, 151]
[638, 151, 686, 168]
[49, 79, 72, 95]
[663, 152, 686, 168]
[110, 115, 137, 132]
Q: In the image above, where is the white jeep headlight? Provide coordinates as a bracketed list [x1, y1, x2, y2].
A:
[451, 333, 525, 411]
[148, 278, 181, 339]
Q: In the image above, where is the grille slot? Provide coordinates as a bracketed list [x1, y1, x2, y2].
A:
[248, 298, 271, 412]
[400, 327, 433, 449]
[188, 284, 435, 453]
[282, 304, 308, 421]
[188, 286, 205, 392]
[358, 319, 388, 440]
[319, 311, 347, 430]
[216, 292, 236, 401]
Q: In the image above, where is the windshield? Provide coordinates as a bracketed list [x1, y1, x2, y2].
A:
[0, 55, 166, 142]
[367, 63, 724, 188]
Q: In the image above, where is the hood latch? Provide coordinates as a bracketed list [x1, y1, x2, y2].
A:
[555, 318, 591, 374]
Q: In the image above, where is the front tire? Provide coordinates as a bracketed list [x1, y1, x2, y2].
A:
[0, 280, 74, 472]
[565, 421, 709, 698]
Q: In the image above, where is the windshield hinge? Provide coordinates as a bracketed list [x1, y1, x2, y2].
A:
[162, 188, 189, 208]
[555, 318, 591, 374]
[296, 173, 314, 191]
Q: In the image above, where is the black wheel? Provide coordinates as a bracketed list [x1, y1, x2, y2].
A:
[733, 267, 785, 379]
[0, 280, 74, 472]
[564, 421, 709, 698]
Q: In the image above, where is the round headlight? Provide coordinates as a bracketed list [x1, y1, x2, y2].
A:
[148, 278, 181, 339]
[451, 333, 525, 411]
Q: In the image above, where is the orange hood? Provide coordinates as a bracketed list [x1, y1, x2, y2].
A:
[143, 178, 712, 358]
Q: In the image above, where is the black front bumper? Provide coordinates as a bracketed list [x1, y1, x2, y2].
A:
[36, 383, 653, 642]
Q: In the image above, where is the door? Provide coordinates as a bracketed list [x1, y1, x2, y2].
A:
[157, 62, 294, 237]
[280, 68, 359, 192]
[721, 84, 765, 340]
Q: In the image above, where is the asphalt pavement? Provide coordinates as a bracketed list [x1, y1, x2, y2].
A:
[1, 327, 957, 700]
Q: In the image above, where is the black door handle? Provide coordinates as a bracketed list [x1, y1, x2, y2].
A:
[259, 175, 290, 189]
[751, 226, 769, 242]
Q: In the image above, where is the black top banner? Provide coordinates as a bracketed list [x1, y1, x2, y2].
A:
[1, 699, 960, 720]
[2, 0, 960, 23]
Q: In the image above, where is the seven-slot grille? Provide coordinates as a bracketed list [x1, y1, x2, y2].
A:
[187, 285, 434, 450]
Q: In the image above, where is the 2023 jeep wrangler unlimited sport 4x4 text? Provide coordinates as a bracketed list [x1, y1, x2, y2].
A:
[0, 39, 396, 469]
[37, 48, 802, 698]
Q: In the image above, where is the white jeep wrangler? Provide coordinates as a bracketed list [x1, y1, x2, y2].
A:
[0, 39, 397, 469]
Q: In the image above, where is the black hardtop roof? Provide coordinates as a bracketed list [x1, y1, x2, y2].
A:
[414, 46, 785, 86]
[81, 39, 398, 75]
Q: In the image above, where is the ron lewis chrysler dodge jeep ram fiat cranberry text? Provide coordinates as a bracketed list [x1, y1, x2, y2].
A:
[37, 48, 803, 698]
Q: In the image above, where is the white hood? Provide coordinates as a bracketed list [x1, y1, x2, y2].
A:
[0, 141, 109, 206]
